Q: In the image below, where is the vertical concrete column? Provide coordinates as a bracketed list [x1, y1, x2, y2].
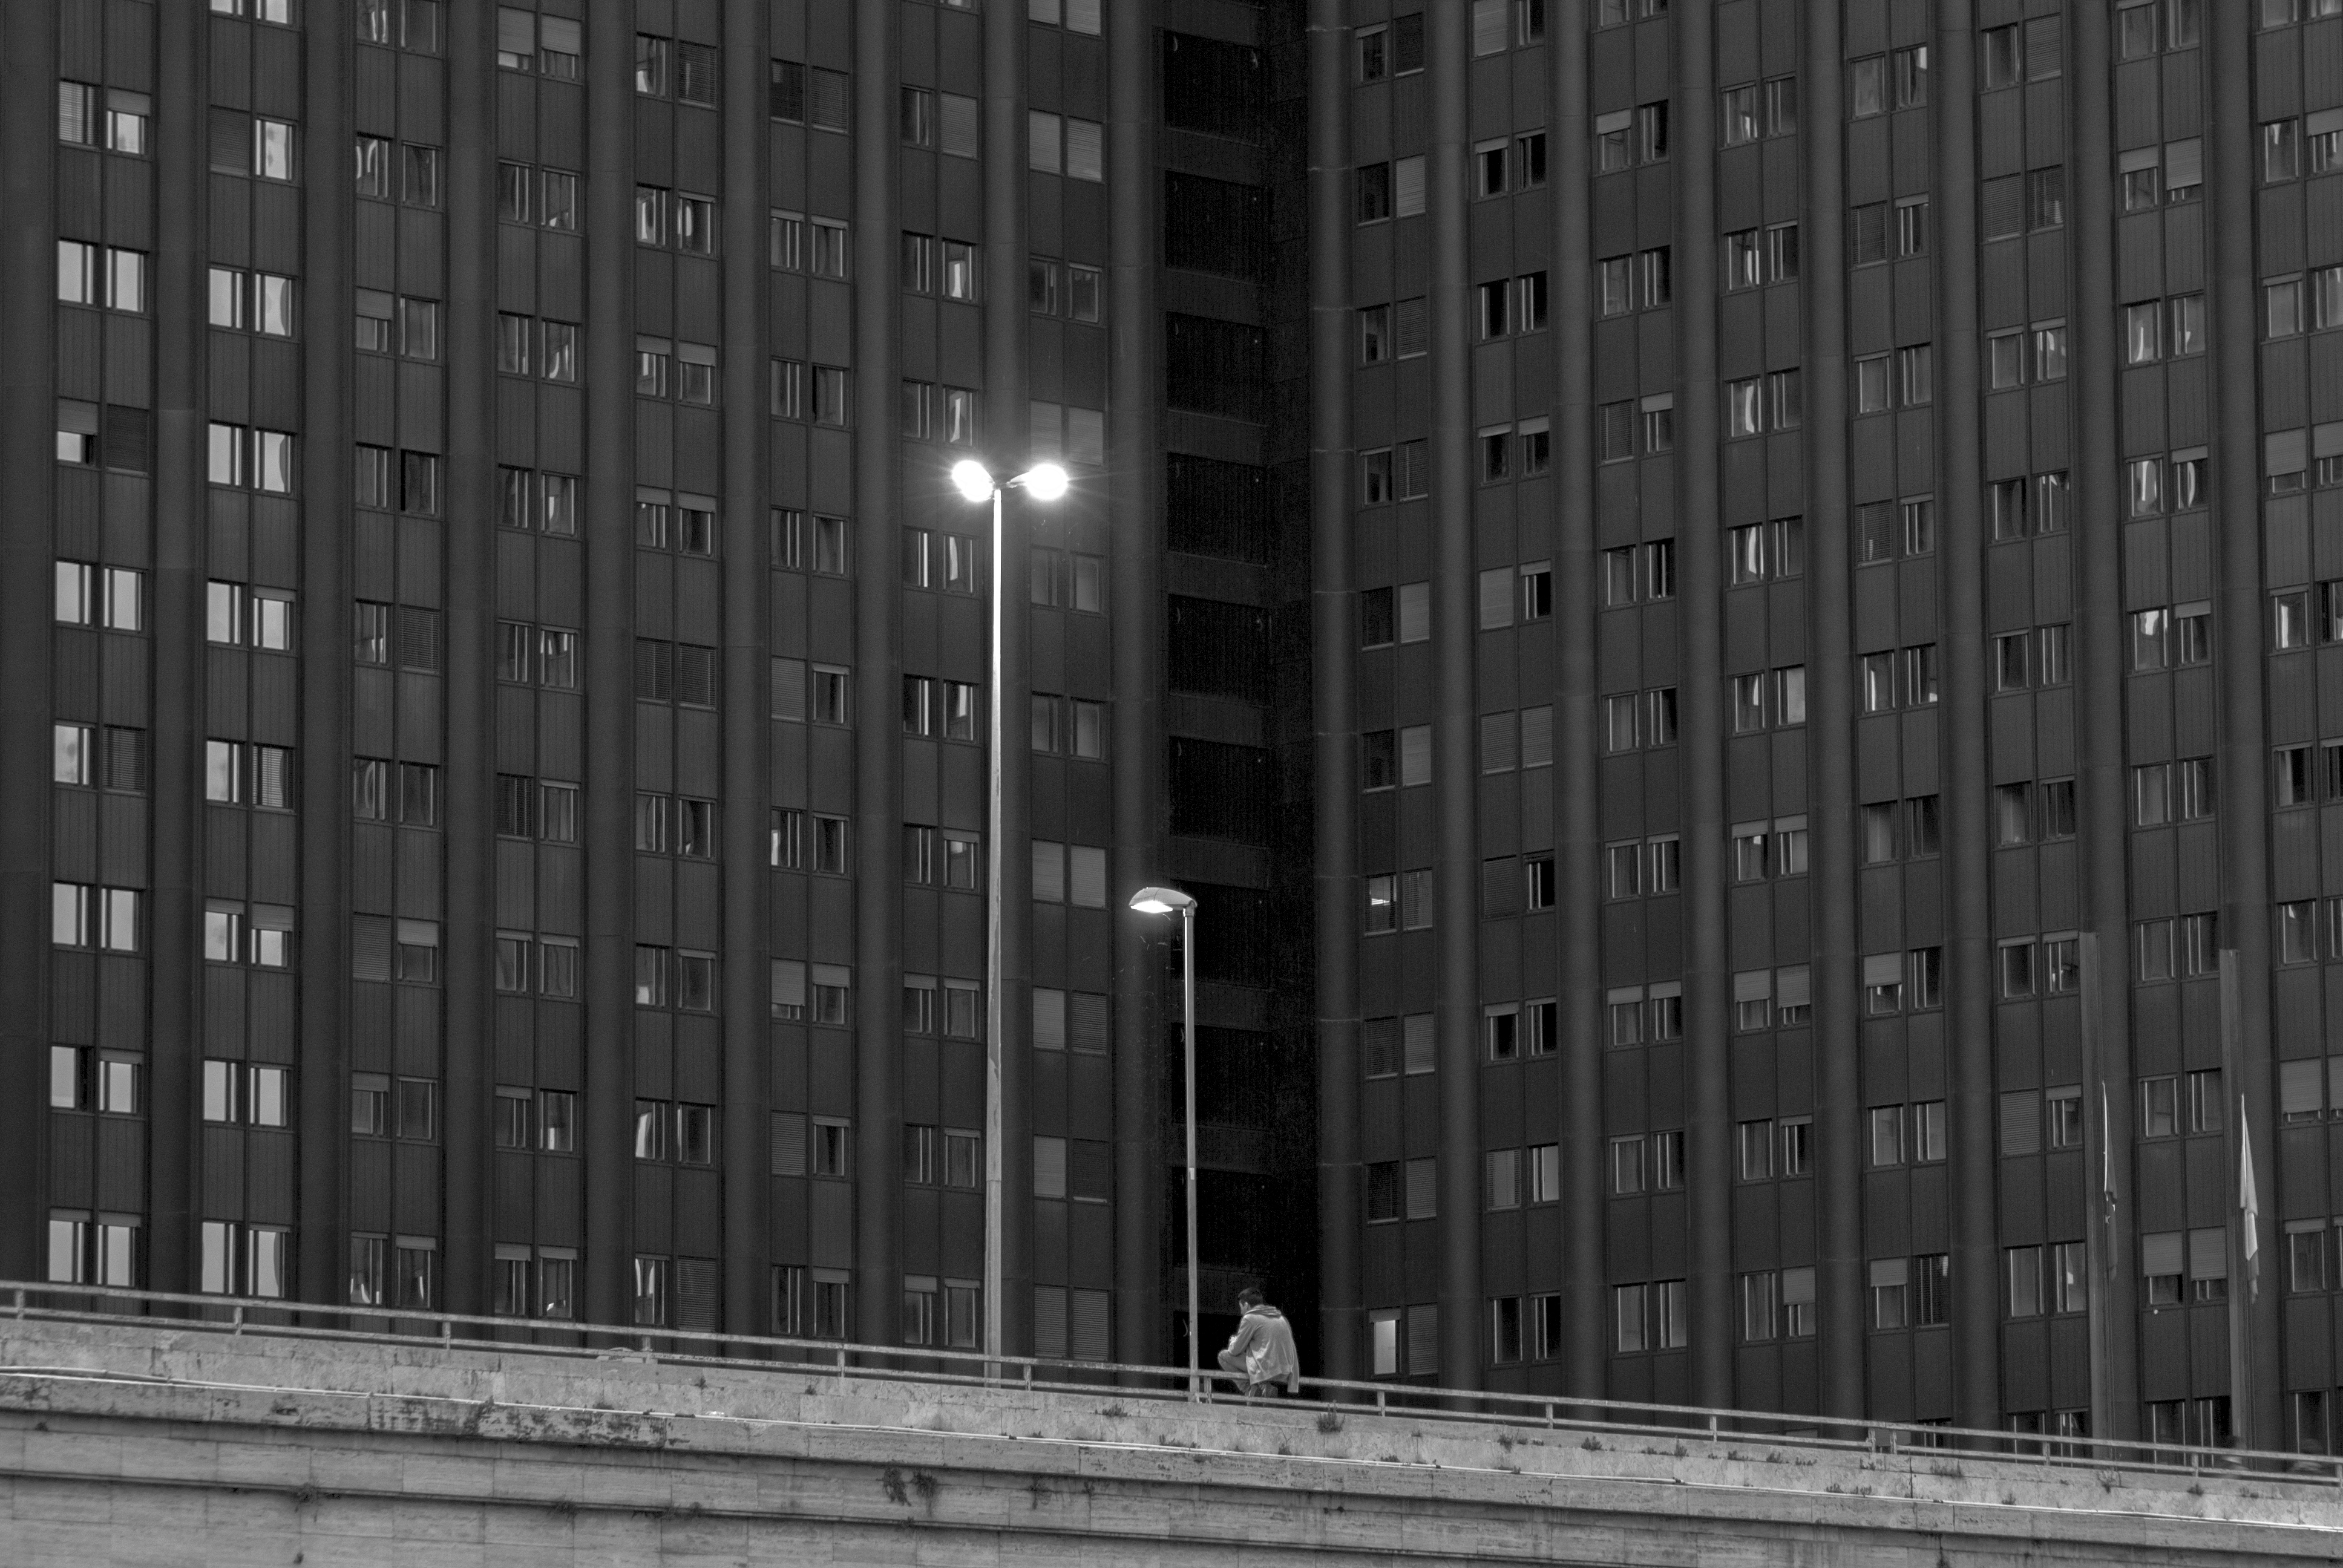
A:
[981, 0, 1035, 1359]
[1930, 2, 2001, 1436]
[442, 0, 497, 1316]
[721, 0, 775, 1338]
[149, 0, 202, 1296]
[1110, 0, 1166, 1367]
[296, 0, 354, 1307]
[581, 0, 639, 1327]
[1801, 0, 1864, 1421]
[0, 0, 61, 1278]
[1306, 0, 1360, 1380]
[2065, 0, 2140, 1439]
[1425, 0, 1484, 1391]
[2208, 2, 2283, 1449]
[851, 0, 904, 1352]
[1548, 0, 1605, 1399]
[1671, 0, 1732, 1408]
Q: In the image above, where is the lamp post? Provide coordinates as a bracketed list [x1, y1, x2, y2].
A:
[950, 459, 1068, 1368]
[1130, 885, 1199, 1397]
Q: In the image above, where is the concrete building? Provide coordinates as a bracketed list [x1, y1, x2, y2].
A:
[2, 0, 1316, 1387]
[1307, 0, 2336, 1459]
[5, 0, 2342, 1461]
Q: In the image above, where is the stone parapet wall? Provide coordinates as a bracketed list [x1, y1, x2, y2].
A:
[0, 1319, 2335, 1566]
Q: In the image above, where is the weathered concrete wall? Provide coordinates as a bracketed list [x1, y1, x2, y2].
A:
[0, 1318, 2337, 1565]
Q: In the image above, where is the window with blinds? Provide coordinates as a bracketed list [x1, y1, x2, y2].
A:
[770, 1111, 807, 1176]
[1402, 1014, 1434, 1074]
[1033, 1135, 1067, 1199]
[395, 605, 442, 671]
[1999, 1091, 2041, 1155]
[675, 1257, 718, 1330]
[1069, 990, 1110, 1052]
[1069, 1288, 1110, 1362]
[1481, 713, 1518, 773]
[1404, 1156, 1437, 1219]
[1404, 1304, 1438, 1376]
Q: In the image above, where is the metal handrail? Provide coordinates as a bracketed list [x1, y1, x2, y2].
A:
[4, 1279, 2336, 1491]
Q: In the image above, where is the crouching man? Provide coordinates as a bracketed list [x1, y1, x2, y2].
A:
[1216, 1285, 1300, 1399]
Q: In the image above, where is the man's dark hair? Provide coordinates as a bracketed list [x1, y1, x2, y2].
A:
[1237, 1286, 1264, 1306]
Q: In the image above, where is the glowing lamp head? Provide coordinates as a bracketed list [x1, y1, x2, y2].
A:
[1020, 462, 1071, 502]
[1129, 886, 1197, 916]
[950, 460, 995, 504]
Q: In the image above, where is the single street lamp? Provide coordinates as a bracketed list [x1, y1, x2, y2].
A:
[949, 459, 1068, 1368]
[1129, 885, 1200, 1397]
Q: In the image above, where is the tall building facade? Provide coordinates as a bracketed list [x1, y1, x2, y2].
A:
[1307, 0, 2334, 1459]
[5, 0, 2341, 1460]
[0, 0, 1320, 1377]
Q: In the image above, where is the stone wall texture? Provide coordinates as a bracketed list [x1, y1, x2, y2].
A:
[1, 1318, 2338, 1565]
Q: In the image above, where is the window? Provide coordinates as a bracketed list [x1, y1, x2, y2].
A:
[2031, 322, 2068, 381]
[1849, 55, 1886, 117]
[1852, 353, 1893, 414]
[1870, 1258, 1908, 1329]
[1594, 110, 1631, 173]
[1893, 43, 1930, 107]
[1897, 344, 1933, 405]
[1637, 101, 1670, 162]
[1637, 393, 1674, 454]
[1722, 83, 1758, 146]
[2267, 116, 2305, 183]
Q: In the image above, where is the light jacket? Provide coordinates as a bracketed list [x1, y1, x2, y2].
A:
[1223, 1302, 1300, 1392]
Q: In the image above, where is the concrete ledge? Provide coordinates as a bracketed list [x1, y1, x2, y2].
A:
[0, 1318, 2336, 1566]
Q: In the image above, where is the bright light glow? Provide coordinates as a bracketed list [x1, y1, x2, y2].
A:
[1130, 886, 1196, 916]
[950, 459, 995, 504]
[1020, 462, 1070, 502]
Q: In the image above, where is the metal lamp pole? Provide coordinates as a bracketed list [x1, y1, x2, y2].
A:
[1130, 886, 1200, 1396]
[952, 459, 1067, 1368]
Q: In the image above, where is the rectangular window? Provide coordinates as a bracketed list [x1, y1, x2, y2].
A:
[1870, 1258, 1908, 1329]
[1849, 55, 1885, 117]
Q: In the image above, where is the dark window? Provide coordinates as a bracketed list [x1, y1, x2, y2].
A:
[1161, 34, 1266, 144]
[770, 59, 804, 122]
[1168, 739, 1276, 844]
[1182, 883, 1277, 987]
[1163, 174, 1270, 282]
[1391, 13, 1425, 74]
[1165, 454, 1272, 564]
[1165, 315, 1267, 421]
[1168, 596, 1274, 703]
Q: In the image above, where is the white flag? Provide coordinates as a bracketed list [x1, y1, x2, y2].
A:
[2240, 1096, 2259, 1301]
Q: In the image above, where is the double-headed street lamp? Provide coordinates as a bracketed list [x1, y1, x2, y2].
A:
[949, 459, 1069, 1367]
[1130, 885, 1199, 1397]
